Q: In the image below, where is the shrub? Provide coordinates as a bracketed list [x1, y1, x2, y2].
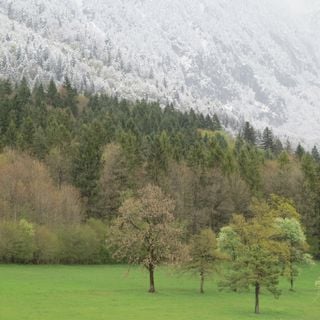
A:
[0, 220, 35, 263]
[34, 226, 60, 264]
[58, 225, 101, 264]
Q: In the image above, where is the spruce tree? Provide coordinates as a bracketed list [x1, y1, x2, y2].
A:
[62, 77, 78, 116]
[261, 127, 274, 152]
[295, 143, 305, 160]
[212, 114, 222, 131]
[242, 121, 256, 145]
[71, 122, 105, 218]
[311, 146, 320, 162]
[47, 79, 60, 107]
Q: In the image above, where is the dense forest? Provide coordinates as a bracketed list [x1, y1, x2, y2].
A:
[0, 77, 319, 266]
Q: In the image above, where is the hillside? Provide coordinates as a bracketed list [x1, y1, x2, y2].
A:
[0, 0, 320, 144]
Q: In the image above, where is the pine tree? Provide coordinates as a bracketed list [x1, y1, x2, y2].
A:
[261, 127, 274, 152]
[5, 119, 17, 147]
[19, 116, 35, 150]
[13, 77, 31, 125]
[295, 143, 305, 160]
[32, 127, 48, 159]
[47, 79, 60, 107]
[0, 79, 12, 96]
[62, 77, 78, 116]
[311, 146, 320, 162]
[212, 114, 222, 131]
[33, 83, 46, 107]
[242, 121, 256, 145]
[71, 122, 105, 218]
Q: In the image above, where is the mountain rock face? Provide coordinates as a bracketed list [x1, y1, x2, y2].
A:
[0, 0, 319, 145]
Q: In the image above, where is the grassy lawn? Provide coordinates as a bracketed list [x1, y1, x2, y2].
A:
[0, 264, 319, 320]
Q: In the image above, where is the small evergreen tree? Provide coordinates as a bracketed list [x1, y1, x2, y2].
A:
[311, 146, 320, 162]
[261, 127, 274, 152]
[242, 121, 256, 145]
[295, 144, 305, 160]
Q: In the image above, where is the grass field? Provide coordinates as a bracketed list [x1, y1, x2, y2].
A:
[0, 264, 319, 320]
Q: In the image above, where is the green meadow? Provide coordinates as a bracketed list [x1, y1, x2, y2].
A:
[0, 264, 319, 320]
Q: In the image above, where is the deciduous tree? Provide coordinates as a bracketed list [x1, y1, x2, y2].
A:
[219, 202, 289, 314]
[185, 229, 224, 293]
[109, 184, 183, 293]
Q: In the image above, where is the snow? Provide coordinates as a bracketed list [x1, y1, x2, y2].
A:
[0, 0, 319, 146]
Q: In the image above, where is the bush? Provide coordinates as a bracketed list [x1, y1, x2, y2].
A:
[0, 219, 113, 265]
[87, 219, 114, 264]
[34, 226, 60, 264]
[58, 225, 101, 264]
[0, 220, 35, 263]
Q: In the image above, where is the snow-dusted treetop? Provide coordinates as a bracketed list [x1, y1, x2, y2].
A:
[0, 0, 319, 145]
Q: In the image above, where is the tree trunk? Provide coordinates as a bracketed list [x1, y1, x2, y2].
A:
[148, 265, 155, 293]
[255, 282, 260, 314]
[289, 264, 294, 291]
[290, 277, 294, 291]
[200, 272, 204, 294]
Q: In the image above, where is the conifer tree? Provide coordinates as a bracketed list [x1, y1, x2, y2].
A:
[19, 116, 35, 150]
[212, 114, 222, 131]
[71, 122, 105, 218]
[261, 127, 274, 152]
[295, 143, 305, 160]
[62, 77, 78, 116]
[242, 121, 256, 145]
[311, 146, 320, 162]
[47, 79, 60, 107]
[33, 83, 46, 107]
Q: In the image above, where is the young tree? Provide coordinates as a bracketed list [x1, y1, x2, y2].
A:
[109, 184, 183, 293]
[217, 226, 240, 262]
[275, 216, 310, 291]
[185, 229, 224, 293]
[219, 203, 289, 314]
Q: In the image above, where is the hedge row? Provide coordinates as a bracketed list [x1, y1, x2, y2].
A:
[0, 219, 113, 264]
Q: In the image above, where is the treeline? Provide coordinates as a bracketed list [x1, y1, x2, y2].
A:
[0, 78, 319, 260]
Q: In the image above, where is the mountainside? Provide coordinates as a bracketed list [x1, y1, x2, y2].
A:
[0, 0, 319, 145]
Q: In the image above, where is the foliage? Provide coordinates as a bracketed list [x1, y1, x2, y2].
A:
[185, 229, 224, 293]
[109, 184, 183, 292]
[217, 226, 240, 261]
[0, 220, 112, 265]
[218, 206, 290, 314]
[0, 220, 35, 263]
[0, 78, 319, 260]
[0, 150, 82, 225]
[275, 217, 310, 290]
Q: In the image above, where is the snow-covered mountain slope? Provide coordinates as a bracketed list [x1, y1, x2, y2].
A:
[0, 0, 319, 145]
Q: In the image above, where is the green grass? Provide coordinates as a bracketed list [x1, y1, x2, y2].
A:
[0, 264, 319, 320]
